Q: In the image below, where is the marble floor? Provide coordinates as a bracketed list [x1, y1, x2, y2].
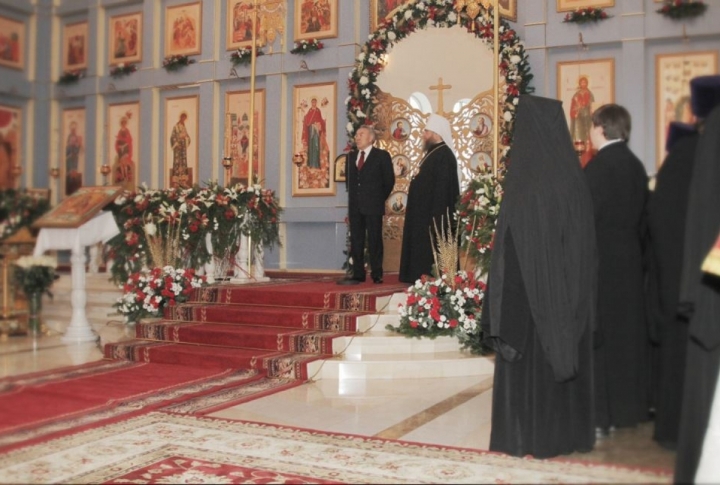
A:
[0, 324, 677, 476]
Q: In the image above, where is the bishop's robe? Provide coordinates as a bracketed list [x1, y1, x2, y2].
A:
[398, 141, 459, 284]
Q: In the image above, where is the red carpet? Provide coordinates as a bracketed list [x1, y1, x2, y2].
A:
[0, 276, 406, 452]
[104, 275, 407, 379]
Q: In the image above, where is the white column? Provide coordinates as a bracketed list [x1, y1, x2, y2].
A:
[61, 239, 98, 342]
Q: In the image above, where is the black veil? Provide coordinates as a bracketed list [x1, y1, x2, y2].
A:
[485, 95, 597, 382]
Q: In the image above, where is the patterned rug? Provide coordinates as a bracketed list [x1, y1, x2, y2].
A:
[0, 412, 672, 484]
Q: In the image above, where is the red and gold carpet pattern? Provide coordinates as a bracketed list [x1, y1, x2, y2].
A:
[0, 412, 672, 484]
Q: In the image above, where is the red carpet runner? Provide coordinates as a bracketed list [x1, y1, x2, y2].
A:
[105, 275, 406, 379]
[0, 276, 406, 452]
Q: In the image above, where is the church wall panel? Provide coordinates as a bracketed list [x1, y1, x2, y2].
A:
[1, 0, 719, 271]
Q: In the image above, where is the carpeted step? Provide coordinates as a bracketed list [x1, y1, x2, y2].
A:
[164, 303, 368, 332]
[191, 277, 406, 311]
[104, 340, 325, 379]
[135, 320, 353, 354]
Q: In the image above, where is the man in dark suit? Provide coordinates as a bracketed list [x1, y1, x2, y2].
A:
[344, 125, 395, 284]
[584, 104, 650, 437]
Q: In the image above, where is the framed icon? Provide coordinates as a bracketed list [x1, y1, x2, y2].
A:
[164, 95, 199, 189]
[470, 152, 492, 172]
[225, 89, 266, 186]
[0, 15, 25, 70]
[109, 12, 143, 66]
[655, 51, 718, 168]
[556, 0, 614, 12]
[165, 2, 202, 57]
[392, 154, 409, 179]
[557, 58, 615, 164]
[334, 153, 347, 183]
[294, 0, 338, 42]
[389, 118, 410, 142]
[0, 104, 21, 190]
[387, 190, 407, 215]
[292, 82, 336, 197]
[61, 108, 86, 197]
[62, 21, 88, 71]
[470, 114, 493, 138]
[107, 102, 140, 192]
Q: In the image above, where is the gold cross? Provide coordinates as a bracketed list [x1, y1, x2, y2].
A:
[429, 77, 452, 115]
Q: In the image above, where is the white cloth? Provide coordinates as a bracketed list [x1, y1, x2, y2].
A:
[33, 211, 120, 256]
[424, 113, 456, 153]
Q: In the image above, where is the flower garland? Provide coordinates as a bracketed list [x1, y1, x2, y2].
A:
[657, 0, 707, 20]
[230, 47, 264, 66]
[0, 189, 51, 241]
[162, 55, 196, 72]
[105, 182, 282, 286]
[114, 266, 206, 325]
[562, 7, 610, 24]
[58, 69, 85, 85]
[109, 63, 138, 79]
[290, 39, 324, 55]
[346, 0, 533, 162]
[455, 165, 504, 276]
[391, 271, 486, 346]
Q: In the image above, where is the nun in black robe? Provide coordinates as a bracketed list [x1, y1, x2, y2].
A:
[481, 95, 597, 459]
[646, 121, 699, 449]
[675, 91, 720, 482]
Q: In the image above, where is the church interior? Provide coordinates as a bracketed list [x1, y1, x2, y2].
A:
[1, 0, 719, 482]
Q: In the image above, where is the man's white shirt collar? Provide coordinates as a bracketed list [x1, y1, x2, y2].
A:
[599, 138, 623, 151]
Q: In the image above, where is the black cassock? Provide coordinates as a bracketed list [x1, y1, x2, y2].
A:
[584, 141, 650, 430]
[399, 141, 459, 284]
[675, 105, 720, 484]
[646, 132, 699, 448]
[481, 95, 597, 459]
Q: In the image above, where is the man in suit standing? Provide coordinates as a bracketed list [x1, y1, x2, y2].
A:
[344, 125, 395, 284]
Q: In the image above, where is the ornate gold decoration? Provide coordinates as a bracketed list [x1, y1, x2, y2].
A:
[373, 86, 505, 185]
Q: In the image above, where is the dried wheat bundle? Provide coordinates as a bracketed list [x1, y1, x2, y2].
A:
[431, 209, 460, 288]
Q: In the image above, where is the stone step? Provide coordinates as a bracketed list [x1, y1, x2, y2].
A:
[308, 351, 494, 380]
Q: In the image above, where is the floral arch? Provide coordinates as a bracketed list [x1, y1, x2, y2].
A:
[345, 0, 534, 166]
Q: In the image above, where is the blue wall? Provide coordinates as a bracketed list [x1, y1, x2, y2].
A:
[1, 0, 719, 271]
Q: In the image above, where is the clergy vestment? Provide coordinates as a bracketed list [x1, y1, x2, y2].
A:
[646, 129, 699, 448]
[675, 105, 720, 484]
[398, 141, 459, 283]
[481, 95, 597, 459]
[584, 140, 650, 430]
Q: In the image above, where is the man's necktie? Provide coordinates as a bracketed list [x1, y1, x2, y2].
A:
[357, 150, 365, 171]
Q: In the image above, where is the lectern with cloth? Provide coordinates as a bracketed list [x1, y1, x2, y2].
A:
[32, 187, 122, 343]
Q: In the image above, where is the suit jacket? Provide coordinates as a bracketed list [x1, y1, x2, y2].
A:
[346, 146, 395, 215]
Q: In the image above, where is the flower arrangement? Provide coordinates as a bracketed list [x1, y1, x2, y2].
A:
[0, 189, 51, 241]
[104, 182, 282, 286]
[455, 166, 504, 276]
[162, 55, 196, 72]
[290, 39, 324, 55]
[13, 255, 58, 297]
[109, 63, 138, 79]
[562, 7, 610, 24]
[230, 47, 264, 66]
[346, 0, 533, 164]
[392, 271, 485, 342]
[114, 266, 206, 324]
[657, 0, 707, 20]
[58, 69, 85, 85]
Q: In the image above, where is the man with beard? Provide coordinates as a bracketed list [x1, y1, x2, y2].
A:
[398, 114, 460, 284]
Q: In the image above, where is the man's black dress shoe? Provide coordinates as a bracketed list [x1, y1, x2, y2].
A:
[372, 277, 383, 284]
